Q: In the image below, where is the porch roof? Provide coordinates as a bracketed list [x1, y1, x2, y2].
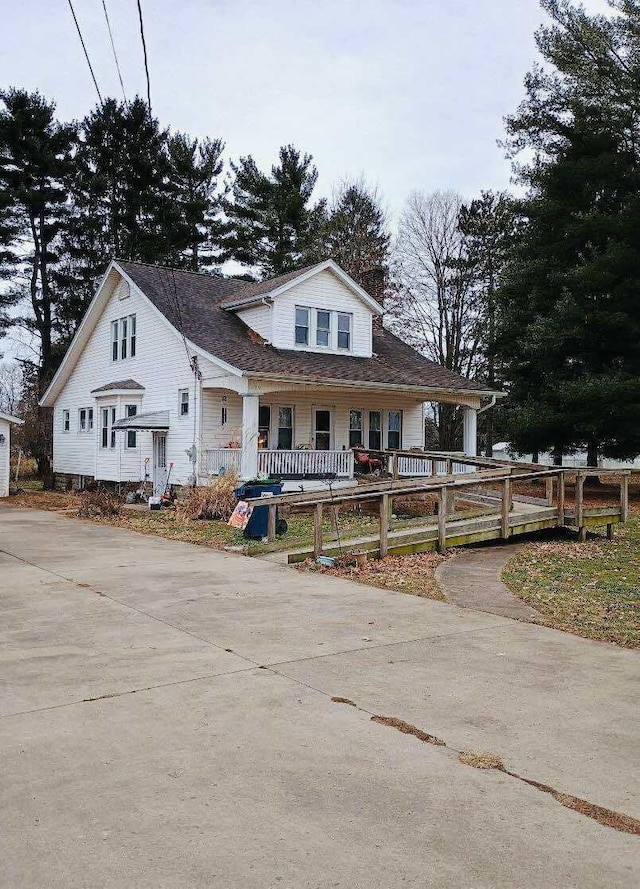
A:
[117, 260, 499, 397]
[112, 410, 170, 431]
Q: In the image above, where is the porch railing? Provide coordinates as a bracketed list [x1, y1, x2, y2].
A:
[258, 449, 354, 479]
[201, 448, 354, 479]
[201, 448, 242, 475]
[395, 455, 474, 477]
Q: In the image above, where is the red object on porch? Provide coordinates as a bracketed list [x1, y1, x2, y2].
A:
[352, 447, 382, 473]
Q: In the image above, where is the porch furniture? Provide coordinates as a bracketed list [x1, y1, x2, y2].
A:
[352, 447, 383, 474]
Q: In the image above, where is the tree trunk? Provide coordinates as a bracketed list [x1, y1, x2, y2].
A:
[586, 439, 599, 468]
[552, 448, 563, 467]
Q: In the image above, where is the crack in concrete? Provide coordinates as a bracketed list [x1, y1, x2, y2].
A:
[330, 699, 640, 838]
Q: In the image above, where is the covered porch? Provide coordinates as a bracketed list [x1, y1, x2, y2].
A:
[199, 380, 483, 485]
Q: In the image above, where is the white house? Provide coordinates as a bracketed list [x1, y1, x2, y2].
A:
[40, 259, 499, 493]
[0, 412, 23, 498]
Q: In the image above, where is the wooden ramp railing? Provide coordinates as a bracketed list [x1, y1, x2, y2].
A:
[243, 463, 631, 559]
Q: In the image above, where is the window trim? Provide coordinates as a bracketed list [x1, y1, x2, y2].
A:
[337, 312, 352, 351]
[78, 406, 94, 434]
[295, 306, 310, 346]
[315, 309, 331, 348]
[179, 388, 189, 417]
[349, 408, 364, 448]
[386, 409, 403, 450]
[111, 313, 136, 361]
[62, 409, 70, 433]
[368, 409, 382, 451]
[111, 320, 119, 362]
[275, 405, 294, 450]
[125, 404, 138, 449]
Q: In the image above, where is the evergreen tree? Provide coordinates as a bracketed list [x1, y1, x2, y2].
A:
[497, 0, 640, 464]
[319, 179, 390, 288]
[0, 88, 76, 386]
[166, 132, 225, 271]
[458, 191, 517, 455]
[60, 98, 173, 314]
[221, 144, 326, 278]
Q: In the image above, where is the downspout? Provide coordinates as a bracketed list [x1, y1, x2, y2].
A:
[477, 394, 497, 416]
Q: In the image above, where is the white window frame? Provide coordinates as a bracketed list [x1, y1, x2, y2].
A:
[274, 405, 294, 450]
[386, 409, 403, 450]
[179, 388, 189, 417]
[111, 313, 136, 361]
[111, 320, 119, 362]
[315, 309, 331, 348]
[77, 406, 94, 433]
[295, 306, 310, 346]
[100, 406, 115, 449]
[348, 408, 364, 448]
[337, 312, 352, 351]
[124, 404, 138, 449]
[62, 409, 70, 433]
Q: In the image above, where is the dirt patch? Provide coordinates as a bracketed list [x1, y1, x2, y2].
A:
[331, 696, 358, 707]
[458, 751, 505, 770]
[371, 715, 446, 746]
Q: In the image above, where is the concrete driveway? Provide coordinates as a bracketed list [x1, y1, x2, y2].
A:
[1, 506, 638, 888]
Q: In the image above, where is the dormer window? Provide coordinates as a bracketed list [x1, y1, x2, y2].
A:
[316, 310, 331, 347]
[337, 313, 352, 350]
[295, 307, 309, 345]
[294, 306, 353, 352]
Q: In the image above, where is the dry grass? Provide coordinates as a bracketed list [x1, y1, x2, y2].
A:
[503, 518, 640, 648]
[458, 751, 505, 770]
[298, 549, 448, 601]
[75, 488, 123, 518]
[177, 471, 239, 521]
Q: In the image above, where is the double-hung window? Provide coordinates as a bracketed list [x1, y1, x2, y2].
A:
[349, 410, 363, 447]
[179, 389, 189, 416]
[337, 313, 352, 350]
[78, 407, 91, 432]
[125, 404, 138, 449]
[62, 409, 70, 432]
[387, 410, 402, 449]
[111, 314, 136, 360]
[111, 321, 119, 361]
[316, 310, 331, 347]
[110, 407, 117, 448]
[258, 405, 271, 448]
[295, 307, 310, 345]
[101, 408, 109, 448]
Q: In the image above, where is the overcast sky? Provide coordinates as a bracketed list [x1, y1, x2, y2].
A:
[1, 0, 611, 222]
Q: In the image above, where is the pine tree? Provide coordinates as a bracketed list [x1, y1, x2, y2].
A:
[319, 179, 390, 288]
[221, 144, 326, 278]
[61, 98, 173, 314]
[497, 0, 640, 463]
[0, 88, 76, 386]
[166, 133, 225, 271]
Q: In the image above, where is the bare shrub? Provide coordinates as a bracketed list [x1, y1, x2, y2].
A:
[177, 471, 239, 521]
[76, 488, 123, 518]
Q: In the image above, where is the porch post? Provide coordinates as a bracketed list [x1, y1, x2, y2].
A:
[462, 406, 478, 457]
[241, 394, 259, 480]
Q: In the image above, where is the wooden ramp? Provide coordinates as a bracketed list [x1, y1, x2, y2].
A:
[242, 454, 630, 564]
[284, 503, 622, 564]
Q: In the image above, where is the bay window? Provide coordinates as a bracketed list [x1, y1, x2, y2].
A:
[125, 404, 137, 448]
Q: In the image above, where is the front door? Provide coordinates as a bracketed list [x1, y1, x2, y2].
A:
[153, 433, 168, 495]
[313, 407, 333, 450]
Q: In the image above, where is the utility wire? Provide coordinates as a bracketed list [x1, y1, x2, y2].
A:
[135, 0, 152, 115]
[101, 0, 127, 103]
[66, 0, 103, 106]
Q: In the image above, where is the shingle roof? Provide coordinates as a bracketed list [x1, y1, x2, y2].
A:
[91, 379, 145, 393]
[117, 260, 492, 394]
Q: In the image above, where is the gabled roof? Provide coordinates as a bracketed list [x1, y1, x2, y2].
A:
[117, 259, 495, 396]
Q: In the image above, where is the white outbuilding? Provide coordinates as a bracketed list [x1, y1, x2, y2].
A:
[0, 412, 23, 497]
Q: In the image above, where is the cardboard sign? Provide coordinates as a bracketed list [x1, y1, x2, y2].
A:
[228, 500, 254, 530]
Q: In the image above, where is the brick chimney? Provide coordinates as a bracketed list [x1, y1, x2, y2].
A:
[361, 266, 386, 306]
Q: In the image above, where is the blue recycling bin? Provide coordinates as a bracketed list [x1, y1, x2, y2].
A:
[234, 480, 284, 539]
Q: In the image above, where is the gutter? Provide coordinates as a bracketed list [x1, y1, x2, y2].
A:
[477, 394, 498, 415]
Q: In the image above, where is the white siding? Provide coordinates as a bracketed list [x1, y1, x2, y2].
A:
[236, 303, 272, 341]
[270, 270, 373, 357]
[200, 387, 423, 454]
[53, 273, 219, 486]
[0, 418, 10, 497]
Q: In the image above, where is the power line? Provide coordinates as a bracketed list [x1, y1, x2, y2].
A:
[66, 0, 103, 107]
[101, 0, 127, 104]
[135, 0, 152, 115]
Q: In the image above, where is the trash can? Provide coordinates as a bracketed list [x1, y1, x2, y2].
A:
[234, 480, 285, 540]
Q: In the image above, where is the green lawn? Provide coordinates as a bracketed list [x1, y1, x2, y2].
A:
[503, 519, 640, 648]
